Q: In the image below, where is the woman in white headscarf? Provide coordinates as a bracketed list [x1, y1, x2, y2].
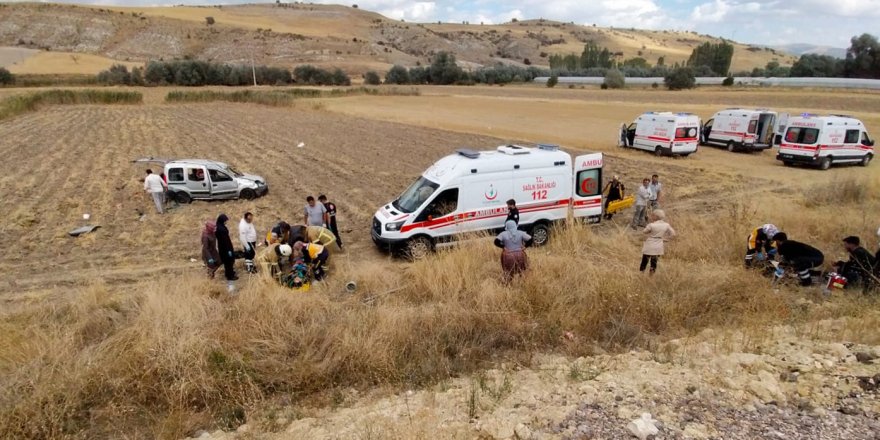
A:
[494, 220, 533, 282]
[640, 209, 676, 274]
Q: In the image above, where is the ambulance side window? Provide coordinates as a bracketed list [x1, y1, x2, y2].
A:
[416, 188, 459, 222]
[844, 130, 860, 144]
[576, 169, 601, 197]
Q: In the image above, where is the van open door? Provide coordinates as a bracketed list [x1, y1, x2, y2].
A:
[775, 113, 789, 146]
[572, 153, 603, 222]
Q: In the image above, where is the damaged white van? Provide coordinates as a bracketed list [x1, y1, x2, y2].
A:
[371, 144, 604, 258]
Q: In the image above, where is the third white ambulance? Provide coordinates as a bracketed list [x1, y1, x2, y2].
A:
[776, 114, 875, 170]
[371, 144, 604, 258]
[619, 112, 700, 156]
[701, 108, 777, 152]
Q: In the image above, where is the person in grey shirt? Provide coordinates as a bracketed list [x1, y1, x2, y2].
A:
[304, 195, 329, 227]
[632, 178, 651, 229]
[649, 174, 662, 209]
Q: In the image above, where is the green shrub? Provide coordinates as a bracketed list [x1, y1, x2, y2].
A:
[664, 67, 696, 90]
[385, 65, 411, 84]
[603, 69, 625, 89]
[722, 76, 734, 86]
[120, 60, 292, 86]
[427, 51, 465, 85]
[0, 67, 14, 85]
[546, 75, 558, 88]
[0, 89, 142, 121]
[363, 71, 381, 85]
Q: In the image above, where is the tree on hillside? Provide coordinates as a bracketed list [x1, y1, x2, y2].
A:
[664, 66, 696, 90]
[385, 65, 411, 84]
[790, 54, 844, 77]
[427, 52, 465, 85]
[363, 71, 381, 85]
[844, 33, 880, 78]
[580, 41, 613, 69]
[0, 67, 15, 85]
[686, 41, 734, 76]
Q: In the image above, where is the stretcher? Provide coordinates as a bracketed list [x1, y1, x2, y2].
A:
[605, 195, 634, 215]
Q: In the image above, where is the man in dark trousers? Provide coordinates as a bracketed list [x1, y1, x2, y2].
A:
[215, 213, 238, 281]
[318, 195, 344, 250]
[833, 236, 876, 290]
[506, 199, 519, 225]
[773, 232, 824, 286]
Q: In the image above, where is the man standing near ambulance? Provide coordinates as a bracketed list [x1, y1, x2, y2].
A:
[649, 174, 662, 210]
[632, 178, 651, 229]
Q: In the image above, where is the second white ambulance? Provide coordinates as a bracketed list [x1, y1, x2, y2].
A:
[776, 114, 875, 170]
[619, 112, 700, 156]
[371, 144, 604, 258]
[701, 108, 777, 152]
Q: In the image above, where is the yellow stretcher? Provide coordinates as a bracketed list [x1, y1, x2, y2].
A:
[605, 195, 635, 215]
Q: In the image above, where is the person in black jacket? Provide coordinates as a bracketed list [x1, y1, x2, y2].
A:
[216, 214, 238, 281]
[506, 199, 520, 225]
[773, 232, 824, 286]
[833, 236, 876, 290]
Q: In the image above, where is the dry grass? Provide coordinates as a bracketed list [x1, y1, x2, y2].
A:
[2, 197, 856, 438]
[164, 87, 419, 106]
[0, 89, 142, 121]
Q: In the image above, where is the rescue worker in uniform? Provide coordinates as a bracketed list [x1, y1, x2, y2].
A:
[745, 224, 779, 267]
[602, 175, 625, 220]
[506, 199, 520, 225]
[318, 195, 344, 250]
[257, 243, 291, 276]
[294, 241, 329, 281]
[773, 232, 824, 286]
[266, 221, 291, 245]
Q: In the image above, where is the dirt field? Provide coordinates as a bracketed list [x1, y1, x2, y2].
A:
[2, 49, 143, 75]
[1, 85, 878, 296]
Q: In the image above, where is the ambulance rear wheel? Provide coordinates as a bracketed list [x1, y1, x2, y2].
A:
[726, 141, 736, 152]
[654, 146, 663, 157]
[819, 157, 832, 170]
[405, 236, 433, 260]
[530, 223, 550, 247]
[860, 154, 872, 167]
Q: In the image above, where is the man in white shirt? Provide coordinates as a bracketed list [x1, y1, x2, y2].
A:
[143, 169, 167, 214]
[632, 178, 652, 229]
[239, 212, 258, 273]
[649, 174, 662, 209]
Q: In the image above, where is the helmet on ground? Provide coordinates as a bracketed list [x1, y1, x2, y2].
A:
[279, 244, 292, 257]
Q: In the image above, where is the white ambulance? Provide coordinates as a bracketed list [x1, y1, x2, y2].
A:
[776, 114, 875, 170]
[618, 112, 700, 156]
[701, 108, 777, 152]
[371, 144, 604, 258]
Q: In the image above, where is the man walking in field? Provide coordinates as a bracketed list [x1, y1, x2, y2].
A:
[649, 174, 662, 210]
[143, 169, 167, 214]
[632, 178, 651, 229]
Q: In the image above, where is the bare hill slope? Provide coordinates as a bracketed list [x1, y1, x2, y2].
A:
[0, 2, 795, 75]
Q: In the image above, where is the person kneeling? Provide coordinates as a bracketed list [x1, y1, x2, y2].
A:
[294, 241, 329, 281]
[833, 236, 876, 291]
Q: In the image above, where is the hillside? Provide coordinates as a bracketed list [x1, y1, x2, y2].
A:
[0, 2, 796, 75]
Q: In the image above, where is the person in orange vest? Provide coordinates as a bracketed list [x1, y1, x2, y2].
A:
[294, 241, 329, 281]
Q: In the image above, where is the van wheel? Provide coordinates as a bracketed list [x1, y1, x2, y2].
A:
[860, 154, 872, 167]
[175, 192, 192, 204]
[240, 188, 256, 200]
[726, 141, 736, 152]
[530, 223, 550, 247]
[405, 236, 433, 260]
[654, 146, 663, 157]
[782, 161, 793, 167]
[819, 157, 832, 170]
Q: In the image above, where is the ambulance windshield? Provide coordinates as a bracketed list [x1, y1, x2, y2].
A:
[395, 176, 439, 213]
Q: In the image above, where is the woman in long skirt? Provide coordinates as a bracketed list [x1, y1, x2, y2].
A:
[640, 210, 676, 274]
[495, 220, 533, 282]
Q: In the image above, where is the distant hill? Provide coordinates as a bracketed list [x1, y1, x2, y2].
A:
[774, 44, 847, 59]
[0, 2, 798, 75]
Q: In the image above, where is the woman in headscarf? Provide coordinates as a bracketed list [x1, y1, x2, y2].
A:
[640, 209, 676, 274]
[201, 221, 220, 278]
[494, 220, 533, 282]
[216, 214, 238, 281]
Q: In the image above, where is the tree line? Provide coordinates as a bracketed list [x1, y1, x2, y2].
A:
[96, 61, 353, 86]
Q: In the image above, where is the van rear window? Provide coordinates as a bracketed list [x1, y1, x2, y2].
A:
[167, 168, 184, 182]
[784, 127, 819, 145]
[675, 127, 697, 139]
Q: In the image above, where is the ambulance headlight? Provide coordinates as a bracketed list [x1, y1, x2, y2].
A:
[385, 221, 405, 232]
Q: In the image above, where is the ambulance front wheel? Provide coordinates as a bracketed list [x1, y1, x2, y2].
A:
[530, 223, 550, 247]
[405, 236, 434, 260]
[861, 154, 872, 167]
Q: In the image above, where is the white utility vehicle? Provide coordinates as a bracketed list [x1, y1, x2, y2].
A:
[133, 158, 268, 203]
[371, 144, 604, 258]
[619, 112, 700, 156]
[701, 108, 777, 152]
[776, 114, 874, 170]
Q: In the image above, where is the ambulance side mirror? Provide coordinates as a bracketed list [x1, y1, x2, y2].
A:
[866, 139, 875, 147]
